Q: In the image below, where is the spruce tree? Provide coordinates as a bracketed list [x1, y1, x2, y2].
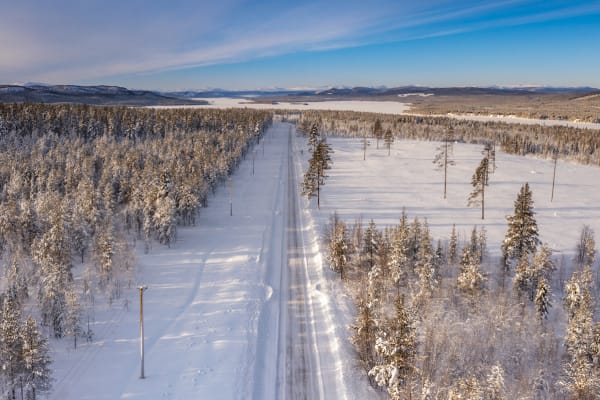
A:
[502, 183, 541, 264]
[369, 295, 417, 400]
[328, 220, 348, 280]
[448, 224, 458, 265]
[0, 296, 24, 400]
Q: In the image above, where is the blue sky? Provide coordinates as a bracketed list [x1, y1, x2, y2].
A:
[1, 0, 599, 90]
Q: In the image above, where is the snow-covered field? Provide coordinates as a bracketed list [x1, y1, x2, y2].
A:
[154, 97, 600, 129]
[48, 117, 600, 400]
[156, 98, 411, 115]
[310, 136, 600, 258]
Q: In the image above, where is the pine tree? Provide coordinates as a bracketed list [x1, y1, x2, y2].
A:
[302, 138, 332, 208]
[21, 316, 52, 400]
[467, 156, 489, 219]
[384, 128, 394, 156]
[308, 123, 320, 153]
[502, 183, 540, 264]
[373, 119, 383, 149]
[433, 128, 455, 199]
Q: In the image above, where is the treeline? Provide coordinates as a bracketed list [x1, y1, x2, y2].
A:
[0, 103, 272, 397]
[291, 111, 600, 165]
[325, 195, 599, 399]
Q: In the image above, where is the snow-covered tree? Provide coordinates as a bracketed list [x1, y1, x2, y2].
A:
[369, 295, 417, 400]
[448, 376, 484, 400]
[448, 224, 458, 265]
[302, 138, 333, 208]
[21, 316, 52, 400]
[351, 293, 378, 373]
[363, 220, 380, 269]
[485, 364, 506, 400]
[575, 225, 596, 269]
[384, 128, 394, 156]
[535, 276, 552, 321]
[328, 219, 349, 280]
[502, 183, 540, 264]
[308, 123, 320, 153]
[467, 156, 489, 219]
[457, 246, 486, 300]
[389, 211, 411, 289]
[373, 119, 383, 149]
[64, 285, 82, 349]
[562, 266, 600, 398]
[0, 295, 24, 400]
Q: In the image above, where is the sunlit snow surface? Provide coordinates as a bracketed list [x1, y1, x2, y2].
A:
[49, 115, 600, 399]
[155, 97, 600, 129]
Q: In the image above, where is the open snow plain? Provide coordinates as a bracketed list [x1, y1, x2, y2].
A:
[309, 135, 600, 259]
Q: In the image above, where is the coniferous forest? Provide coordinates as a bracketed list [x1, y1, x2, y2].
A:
[0, 103, 271, 398]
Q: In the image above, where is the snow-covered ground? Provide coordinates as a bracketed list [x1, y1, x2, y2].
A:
[310, 136, 600, 258]
[154, 97, 600, 129]
[48, 122, 375, 400]
[156, 98, 411, 115]
[48, 117, 600, 400]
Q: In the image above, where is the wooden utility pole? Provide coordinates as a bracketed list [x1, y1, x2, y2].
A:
[138, 285, 148, 379]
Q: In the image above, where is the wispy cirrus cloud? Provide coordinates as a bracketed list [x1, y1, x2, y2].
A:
[0, 0, 598, 85]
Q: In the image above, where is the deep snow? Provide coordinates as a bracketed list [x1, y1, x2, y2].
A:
[47, 114, 600, 400]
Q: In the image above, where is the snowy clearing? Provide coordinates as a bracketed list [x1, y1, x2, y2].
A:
[154, 98, 600, 129]
[309, 136, 600, 258]
[156, 98, 411, 115]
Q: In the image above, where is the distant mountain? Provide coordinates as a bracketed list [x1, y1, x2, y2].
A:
[0, 84, 206, 106]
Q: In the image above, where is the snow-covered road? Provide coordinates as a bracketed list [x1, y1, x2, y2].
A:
[48, 121, 360, 400]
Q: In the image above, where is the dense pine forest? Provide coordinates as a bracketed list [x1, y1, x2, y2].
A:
[0, 103, 271, 398]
